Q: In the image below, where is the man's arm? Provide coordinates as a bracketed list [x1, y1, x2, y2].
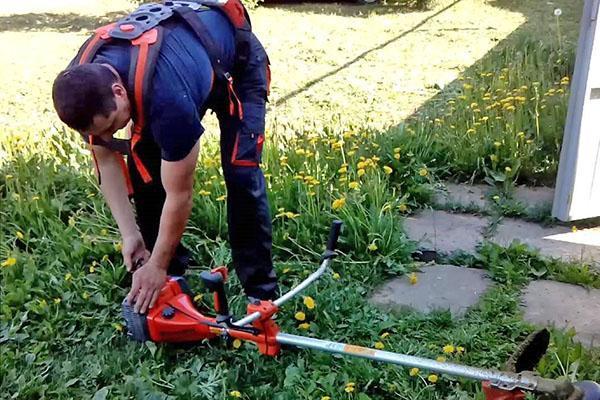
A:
[93, 145, 148, 270]
[127, 140, 200, 313]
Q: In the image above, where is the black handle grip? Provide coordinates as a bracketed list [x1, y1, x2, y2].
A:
[326, 220, 343, 252]
[200, 271, 229, 317]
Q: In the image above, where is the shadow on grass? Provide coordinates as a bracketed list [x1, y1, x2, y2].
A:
[0, 12, 126, 33]
[380, 0, 583, 186]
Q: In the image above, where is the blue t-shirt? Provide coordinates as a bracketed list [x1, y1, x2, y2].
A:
[93, 9, 235, 161]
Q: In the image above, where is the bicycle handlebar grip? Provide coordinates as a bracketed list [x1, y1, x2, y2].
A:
[200, 270, 229, 317]
[326, 220, 343, 252]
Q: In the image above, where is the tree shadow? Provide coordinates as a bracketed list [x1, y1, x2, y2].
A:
[0, 12, 125, 33]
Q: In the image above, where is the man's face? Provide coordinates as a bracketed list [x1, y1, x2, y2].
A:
[85, 81, 131, 142]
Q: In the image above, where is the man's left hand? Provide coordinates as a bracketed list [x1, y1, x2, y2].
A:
[127, 260, 167, 314]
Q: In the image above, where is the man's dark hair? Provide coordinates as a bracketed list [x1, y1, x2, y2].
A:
[52, 64, 119, 132]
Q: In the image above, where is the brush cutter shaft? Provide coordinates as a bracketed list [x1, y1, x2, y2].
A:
[234, 257, 332, 327]
[276, 333, 542, 392]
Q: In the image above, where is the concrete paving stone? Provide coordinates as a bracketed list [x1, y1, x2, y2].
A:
[404, 209, 488, 254]
[521, 280, 600, 347]
[434, 183, 489, 210]
[491, 218, 600, 264]
[513, 186, 554, 211]
[370, 265, 492, 317]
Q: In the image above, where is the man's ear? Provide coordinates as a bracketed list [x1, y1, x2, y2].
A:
[112, 83, 127, 99]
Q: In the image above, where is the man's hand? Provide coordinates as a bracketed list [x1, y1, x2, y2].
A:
[127, 260, 167, 313]
[122, 233, 150, 272]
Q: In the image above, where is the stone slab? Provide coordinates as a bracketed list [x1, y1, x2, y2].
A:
[434, 183, 489, 210]
[491, 218, 600, 263]
[404, 210, 488, 254]
[521, 280, 600, 347]
[370, 265, 492, 317]
[513, 186, 554, 211]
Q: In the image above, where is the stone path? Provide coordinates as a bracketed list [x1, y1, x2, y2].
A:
[370, 265, 492, 317]
[521, 280, 600, 347]
[371, 183, 600, 347]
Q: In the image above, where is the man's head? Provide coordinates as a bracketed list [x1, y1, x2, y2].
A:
[52, 64, 131, 141]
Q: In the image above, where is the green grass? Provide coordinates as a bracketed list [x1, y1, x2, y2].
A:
[2, 0, 600, 399]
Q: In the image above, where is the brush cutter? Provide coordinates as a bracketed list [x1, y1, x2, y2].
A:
[122, 221, 600, 400]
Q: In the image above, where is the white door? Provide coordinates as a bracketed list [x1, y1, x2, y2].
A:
[553, 0, 600, 221]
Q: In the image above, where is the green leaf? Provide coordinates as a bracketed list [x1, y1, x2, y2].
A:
[145, 341, 157, 358]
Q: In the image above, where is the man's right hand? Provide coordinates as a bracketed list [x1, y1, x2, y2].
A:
[122, 233, 150, 272]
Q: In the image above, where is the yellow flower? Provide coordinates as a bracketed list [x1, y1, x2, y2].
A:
[5, 174, 13, 180]
[230, 390, 242, 398]
[82, 292, 89, 300]
[2, 257, 16, 267]
[571, 226, 578, 233]
[456, 346, 465, 354]
[345, 382, 356, 393]
[367, 243, 378, 252]
[16, 231, 24, 240]
[216, 195, 227, 201]
[383, 166, 393, 175]
[338, 166, 347, 174]
[418, 168, 428, 177]
[517, 131, 525, 138]
[321, 397, 331, 400]
[443, 344, 455, 354]
[394, 147, 401, 153]
[428, 374, 439, 383]
[113, 323, 123, 332]
[198, 189, 211, 196]
[526, 139, 534, 144]
[374, 341, 385, 349]
[332, 141, 343, 150]
[233, 339, 242, 349]
[490, 154, 499, 162]
[68, 217, 76, 227]
[114, 242, 123, 252]
[493, 195, 500, 201]
[505, 166, 512, 173]
[332, 272, 340, 280]
[194, 294, 204, 302]
[283, 268, 291, 274]
[408, 272, 418, 285]
[348, 181, 359, 190]
[303, 296, 315, 310]
[398, 204, 408, 213]
[295, 311, 306, 321]
[295, 148, 306, 155]
[299, 322, 310, 330]
[357, 161, 367, 169]
[436, 356, 447, 362]
[38, 299, 47, 308]
[64, 272, 72, 281]
[409, 368, 419, 377]
[380, 332, 390, 339]
[101, 229, 108, 236]
[357, 169, 366, 177]
[332, 198, 346, 211]
[89, 265, 95, 273]
[32, 196, 40, 201]
[394, 153, 400, 160]
[54, 298, 61, 304]
[494, 141, 502, 147]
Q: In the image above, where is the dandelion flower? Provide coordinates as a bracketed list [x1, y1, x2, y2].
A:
[505, 166, 512, 173]
[383, 166, 393, 175]
[198, 190, 211, 196]
[321, 397, 331, 400]
[357, 169, 366, 177]
[303, 296, 315, 310]
[54, 298, 61, 304]
[493, 195, 500, 201]
[332, 198, 346, 210]
[89, 265, 95, 273]
[494, 141, 502, 147]
[409, 368, 419, 377]
[345, 383, 356, 393]
[233, 339, 242, 349]
[553, 8, 562, 16]
[368, 243, 378, 252]
[332, 272, 340, 280]
[299, 322, 310, 330]
[398, 204, 408, 212]
[380, 332, 390, 339]
[349, 181, 359, 190]
[436, 356, 447, 362]
[490, 154, 499, 162]
[338, 166, 347, 174]
[16, 231, 24, 240]
[375, 341, 385, 350]
[571, 226, 578, 233]
[394, 153, 400, 160]
[230, 391, 242, 398]
[443, 344, 455, 354]
[65, 272, 72, 281]
[113, 323, 123, 332]
[409, 272, 418, 285]
[216, 195, 227, 201]
[1, 257, 16, 267]
[418, 168, 428, 177]
[428, 374, 439, 383]
[295, 311, 306, 321]
[456, 346, 465, 354]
